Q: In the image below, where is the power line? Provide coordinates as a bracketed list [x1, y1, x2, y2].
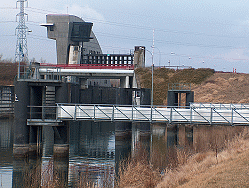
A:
[94, 32, 241, 50]
[22, 6, 249, 40]
[2, 6, 248, 40]
[0, 7, 17, 9]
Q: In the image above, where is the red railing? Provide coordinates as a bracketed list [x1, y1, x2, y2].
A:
[40, 63, 134, 70]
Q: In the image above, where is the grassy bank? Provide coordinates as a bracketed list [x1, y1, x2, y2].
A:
[117, 127, 249, 188]
[20, 127, 249, 187]
[135, 67, 215, 105]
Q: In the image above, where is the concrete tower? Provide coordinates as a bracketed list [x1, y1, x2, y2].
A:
[41, 14, 102, 65]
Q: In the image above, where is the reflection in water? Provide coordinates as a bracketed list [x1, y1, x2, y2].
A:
[0, 118, 13, 188]
[69, 121, 116, 187]
[0, 118, 247, 187]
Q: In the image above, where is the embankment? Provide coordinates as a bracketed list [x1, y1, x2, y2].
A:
[136, 67, 249, 104]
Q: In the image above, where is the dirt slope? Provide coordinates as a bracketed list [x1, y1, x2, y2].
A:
[136, 68, 249, 104]
[193, 72, 249, 104]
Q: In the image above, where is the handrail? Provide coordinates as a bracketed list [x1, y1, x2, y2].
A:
[40, 63, 134, 70]
[52, 103, 249, 125]
[26, 103, 249, 125]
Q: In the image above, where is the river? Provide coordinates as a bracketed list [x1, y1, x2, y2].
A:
[0, 118, 245, 187]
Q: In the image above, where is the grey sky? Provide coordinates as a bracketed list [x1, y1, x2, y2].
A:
[1, 0, 249, 72]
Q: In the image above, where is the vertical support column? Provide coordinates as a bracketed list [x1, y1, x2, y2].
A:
[30, 86, 43, 156]
[186, 91, 194, 106]
[115, 131, 132, 177]
[29, 126, 42, 156]
[13, 81, 30, 157]
[174, 93, 179, 106]
[193, 126, 200, 152]
[80, 78, 88, 89]
[120, 76, 130, 88]
[178, 125, 186, 146]
[53, 126, 69, 158]
[30, 86, 43, 119]
[71, 84, 80, 103]
[137, 122, 151, 139]
[164, 126, 168, 144]
[179, 93, 182, 106]
[115, 122, 132, 139]
[54, 83, 69, 158]
[167, 91, 175, 106]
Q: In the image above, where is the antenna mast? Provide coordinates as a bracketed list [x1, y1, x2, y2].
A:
[15, 0, 29, 63]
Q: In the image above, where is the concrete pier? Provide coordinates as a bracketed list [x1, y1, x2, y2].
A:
[115, 122, 132, 139]
[178, 125, 186, 146]
[53, 144, 70, 158]
[54, 83, 70, 158]
[13, 81, 30, 157]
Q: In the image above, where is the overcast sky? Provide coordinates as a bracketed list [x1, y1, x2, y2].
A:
[1, 0, 249, 72]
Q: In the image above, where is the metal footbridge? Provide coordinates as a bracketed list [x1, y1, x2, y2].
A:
[53, 103, 249, 125]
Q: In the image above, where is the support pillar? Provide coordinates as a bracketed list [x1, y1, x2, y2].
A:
[29, 126, 42, 157]
[29, 86, 43, 156]
[138, 122, 151, 139]
[80, 78, 88, 89]
[13, 81, 30, 157]
[174, 93, 179, 106]
[120, 76, 130, 88]
[115, 122, 132, 140]
[186, 91, 194, 106]
[54, 83, 70, 158]
[53, 125, 69, 158]
[193, 126, 200, 152]
[178, 125, 186, 146]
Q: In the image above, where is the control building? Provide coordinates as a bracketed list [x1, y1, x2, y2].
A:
[41, 14, 102, 65]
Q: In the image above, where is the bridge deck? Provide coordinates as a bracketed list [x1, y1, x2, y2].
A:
[55, 103, 249, 125]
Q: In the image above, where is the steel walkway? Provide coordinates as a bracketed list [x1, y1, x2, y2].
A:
[55, 103, 249, 125]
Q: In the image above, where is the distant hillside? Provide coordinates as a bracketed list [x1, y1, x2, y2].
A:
[0, 62, 18, 85]
[136, 67, 249, 105]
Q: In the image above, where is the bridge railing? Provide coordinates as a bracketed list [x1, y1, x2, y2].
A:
[27, 106, 57, 120]
[55, 104, 249, 125]
[26, 103, 249, 125]
[18, 64, 62, 81]
[190, 102, 249, 110]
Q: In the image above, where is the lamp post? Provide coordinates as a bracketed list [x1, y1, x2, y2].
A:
[146, 49, 154, 107]
[154, 46, 161, 67]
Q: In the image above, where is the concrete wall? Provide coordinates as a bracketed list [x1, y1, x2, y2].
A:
[13, 81, 30, 156]
[80, 87, 150, 105]
[134, 46, 145, 68]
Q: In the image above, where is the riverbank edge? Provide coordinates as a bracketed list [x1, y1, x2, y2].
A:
[156, 127, 249, 188]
